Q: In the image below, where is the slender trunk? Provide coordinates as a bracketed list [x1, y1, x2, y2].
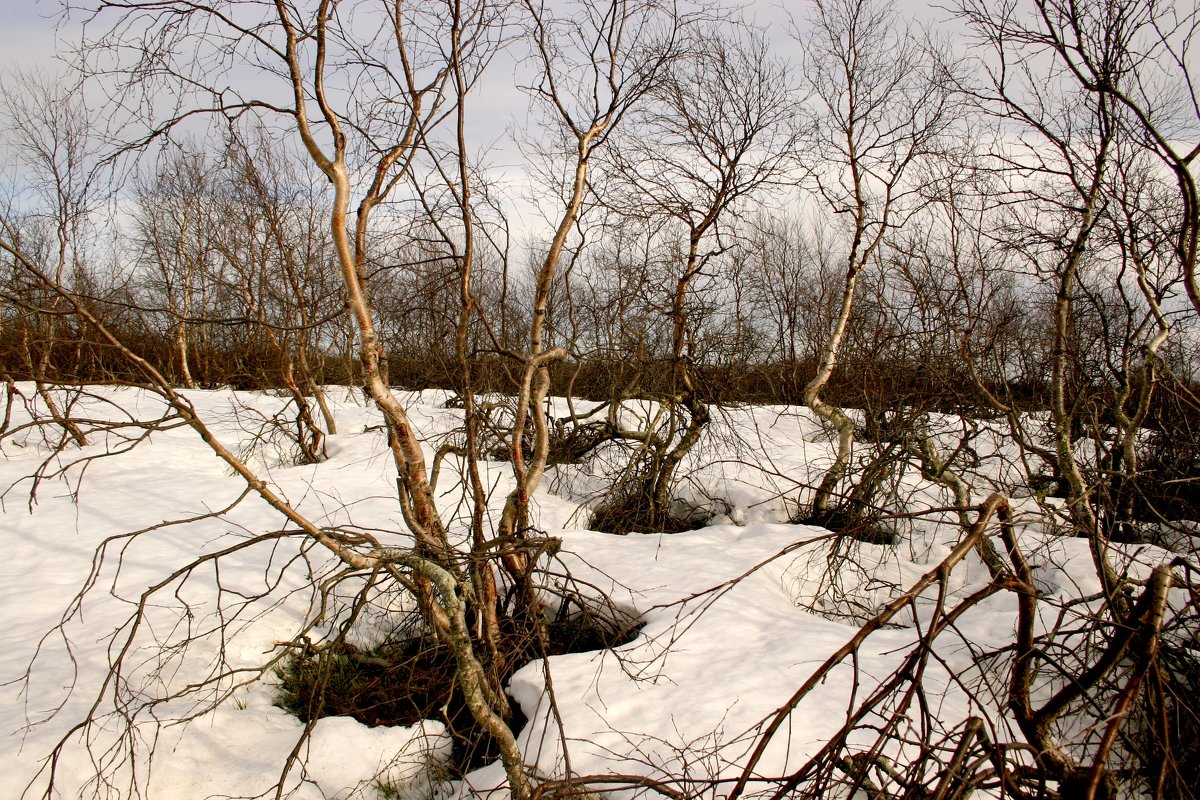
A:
[296, 346, 336, 436]
[334, 162, 446, 555]
[911, 430, 1005, 576]
[34, 224, 87, 446]
[175, 325, 195, 389]
[804, 259, 862, 516]
[648, 234, 711, 522]
[174, 221, 197, 390]
[497, 130, 599, 545]
[1047, 113, 1126, 617]
[449, 27, 503, 666]
[34, 381, 88, 448]
[311, 381, 337, 436]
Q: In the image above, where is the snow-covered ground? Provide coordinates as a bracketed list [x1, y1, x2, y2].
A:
[0, 385, 1187, 799]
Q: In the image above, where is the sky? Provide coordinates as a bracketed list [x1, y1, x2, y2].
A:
[2, 1, 72, 77]
[0, 0, 957, 238]
[0, 0, 952, 80]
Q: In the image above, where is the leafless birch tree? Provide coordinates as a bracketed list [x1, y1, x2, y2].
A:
[794, 0, 960, 522]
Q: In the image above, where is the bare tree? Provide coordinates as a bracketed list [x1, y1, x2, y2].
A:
[45, 0, 536, 794]
[0, 73, 111, 447]
[0, 0, 711, 796]
[130, 145, 214, 390]
[792, 0, 961, 523]
[494, 0, 694, 542]
[574, 24, 797, 532]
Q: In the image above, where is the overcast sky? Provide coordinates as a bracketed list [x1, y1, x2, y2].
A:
[3, 2, 71, 77]
[0, 0, 952, 75]
[0, 0, 955, 233]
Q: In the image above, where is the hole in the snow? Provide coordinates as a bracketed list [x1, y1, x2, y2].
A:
[275, 608, 643, 776]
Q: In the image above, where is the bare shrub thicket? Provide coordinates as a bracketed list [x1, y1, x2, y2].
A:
[1, 0, 1199, 798]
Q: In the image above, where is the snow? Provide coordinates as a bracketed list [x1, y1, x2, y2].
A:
[0, 385, 1187, 799]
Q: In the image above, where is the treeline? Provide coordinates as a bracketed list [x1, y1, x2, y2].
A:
[3, 133, 1191, 415]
